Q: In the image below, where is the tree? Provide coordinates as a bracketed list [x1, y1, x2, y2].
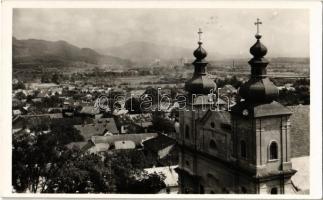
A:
[12, 123, 166, 194]
[217, 76, 242, 89]
[15, 91, 26, 100]
[41, 74, 51, 83]
[44, 149, 114, 193]
[152, 110, 175, 134]
[104, 150, 166, 193]
[12, 131, 59, 193]
[12, 118, 84, 193]
[51, 73, 60, 84]
[13, 81, 26, 90]
[130, 172, 166, 193]
[125, 97, 142, 114]
[50, 120, 84, 145]
[143, 87, 161, 104]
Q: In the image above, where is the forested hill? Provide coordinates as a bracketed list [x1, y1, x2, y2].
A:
[13, 37, 133, 68]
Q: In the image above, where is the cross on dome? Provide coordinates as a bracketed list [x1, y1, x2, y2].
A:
[198, 28, 203, 43]
[254, 18, 262, 34]
[254, 18, 263, 39]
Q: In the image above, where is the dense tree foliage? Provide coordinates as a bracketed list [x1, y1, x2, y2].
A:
[152, 110, 175, 134]
[12, 122, 166, 193]
[217, 76, 242, 89]
[125, 97, 142, 114]
[43, 149, 114, 193]
[105, 150, 165, 193]
[13, 81, 26, 90]
[277, 78, 310, 106]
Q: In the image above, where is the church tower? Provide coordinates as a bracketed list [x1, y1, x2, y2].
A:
[230, 18, 297, 194]
[176, 20, 297, 194]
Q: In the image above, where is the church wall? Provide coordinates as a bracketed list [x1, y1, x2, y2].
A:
[257, 116, 292, 173]
[196, 112, 232, 161]
[258, 178, 295, 194]
[195, 152, 257, 194]
[232, 117, 257, 170]
[231, 114, 292, 174]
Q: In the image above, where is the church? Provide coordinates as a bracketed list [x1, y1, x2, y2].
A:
[175, 19, 308, 194]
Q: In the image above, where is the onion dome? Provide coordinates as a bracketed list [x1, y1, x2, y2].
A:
[250, 33, 268, 58]
[239, 19, 278, 103]
[193, 41, 208, 61]
[185, 28, 216, 95]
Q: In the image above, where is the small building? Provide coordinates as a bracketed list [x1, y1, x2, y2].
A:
[143, 133, 177, 166]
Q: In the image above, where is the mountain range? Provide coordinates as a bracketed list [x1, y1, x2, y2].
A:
[12, 37, 309, 70]
[12, 37, 133, 68]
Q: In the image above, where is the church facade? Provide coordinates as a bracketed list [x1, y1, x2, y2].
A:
[175, 20, 298, 194]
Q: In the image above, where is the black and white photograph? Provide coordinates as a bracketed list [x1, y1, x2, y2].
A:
[0, 0, 322, 198]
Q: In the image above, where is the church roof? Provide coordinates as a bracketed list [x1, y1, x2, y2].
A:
[231, 100, 292, 118]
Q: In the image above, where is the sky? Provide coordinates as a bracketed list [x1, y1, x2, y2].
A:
[13, 8, 309, 58]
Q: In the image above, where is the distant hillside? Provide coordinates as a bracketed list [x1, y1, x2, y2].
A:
[13, 37, 133, 68]
[96, 41, 195, 65]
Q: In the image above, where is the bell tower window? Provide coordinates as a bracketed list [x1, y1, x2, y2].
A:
[269, 141, 278, 160]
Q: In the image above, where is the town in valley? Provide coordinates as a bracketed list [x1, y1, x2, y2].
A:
[12, 9, 310, 194]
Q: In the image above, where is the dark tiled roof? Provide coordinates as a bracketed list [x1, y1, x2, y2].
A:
[231, 101, 292, 118]
[143, 133, 176, 152]
[93, 118, 119, 134]
[74, 123, 108, 141]
[74, 118, 119, 141]
[289, 105, 310, 157]
[200, 109, 231, 125]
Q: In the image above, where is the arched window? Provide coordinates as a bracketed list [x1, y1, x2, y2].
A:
[270, 187, 278, 194]
[240, 140, 247, 158]
[210, 122, 215, 128]
[209, 139, 217, 150]
[185, 125, 190, 139]
[269, 141, 278, 160]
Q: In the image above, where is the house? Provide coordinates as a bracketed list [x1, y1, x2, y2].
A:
[143, 133, 177, 166]
[93, 118, 119, 134]
[78, 106, 102, 118]
[12, 115, 51, 131]
[114, 140, 136, 150]
[84, 133, 158, 154]
[74, 122, 116, 141]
